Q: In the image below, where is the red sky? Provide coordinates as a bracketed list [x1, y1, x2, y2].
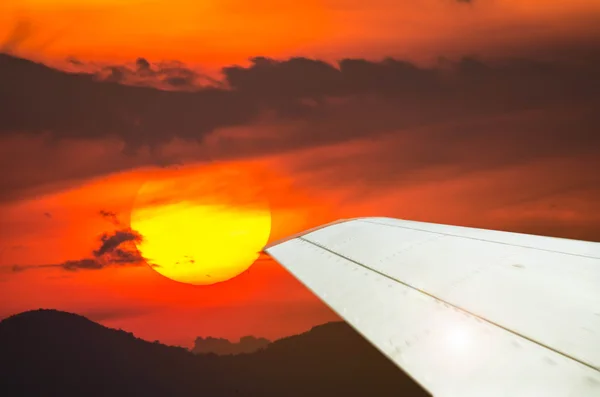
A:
[1, 0, 599, 347]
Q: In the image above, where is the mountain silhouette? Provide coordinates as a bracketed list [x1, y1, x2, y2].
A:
[0, 309, 430, 397]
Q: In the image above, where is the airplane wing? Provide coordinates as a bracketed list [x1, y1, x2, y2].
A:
[263, 217, 600, 397]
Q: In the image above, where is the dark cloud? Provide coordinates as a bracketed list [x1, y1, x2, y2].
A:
[66, 57, 83, 66]
[61, 258, 104, 271]
[93, 229, 142, 257]
[91, 57, 214, 90]
[0, 53, 257, 153]
[0, 46, 599, 203]
[99, 210, 121, 226]
[10, 228, 145, 273]
[110, 248, 144, 264]
[136, 57, 151, 71]
[11, 263, 61, 272]
[2, 51, 597, 149]
[82, 306, 158, 322]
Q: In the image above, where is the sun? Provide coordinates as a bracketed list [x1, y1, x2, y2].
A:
[130, 162, 272, 285]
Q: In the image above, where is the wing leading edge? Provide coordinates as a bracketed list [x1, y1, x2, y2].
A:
[264, 217, 600, 397]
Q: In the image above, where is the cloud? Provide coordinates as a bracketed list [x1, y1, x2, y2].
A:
[0, 45, 599, 240]
[61, 258, 104, 271]
[0, 53, 259, 154]
[93, 229, 142, 257]
[82, 307, 159, 322]
[91, 57, 216, 90]
[99, 210, 121, 226]
[1, 50, 598, 156]
[11, 227, 145, 273]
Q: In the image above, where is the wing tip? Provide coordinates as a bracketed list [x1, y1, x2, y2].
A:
[263, 217, 373, 252]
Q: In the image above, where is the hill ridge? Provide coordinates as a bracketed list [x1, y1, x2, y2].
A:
[0, 309, 429, 397]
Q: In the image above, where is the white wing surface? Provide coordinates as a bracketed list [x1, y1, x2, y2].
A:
[264, 217, 600, 397]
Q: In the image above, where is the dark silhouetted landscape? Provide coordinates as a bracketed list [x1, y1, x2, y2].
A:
[192, 335, 271, 356]
[0, 310, 430, 397]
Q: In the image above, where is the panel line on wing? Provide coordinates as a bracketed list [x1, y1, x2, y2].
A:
[297, 236, 600, 374]
[358, 219, 600, 260]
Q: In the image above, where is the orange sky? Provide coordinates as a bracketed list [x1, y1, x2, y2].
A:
[1, 0, 599, 347]
[1, 133, 598, 345]
[0, 160, 344, 345]
[2, 0, 600, 67]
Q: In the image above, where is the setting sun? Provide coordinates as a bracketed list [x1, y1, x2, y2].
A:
[130, 163, 272, 285]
